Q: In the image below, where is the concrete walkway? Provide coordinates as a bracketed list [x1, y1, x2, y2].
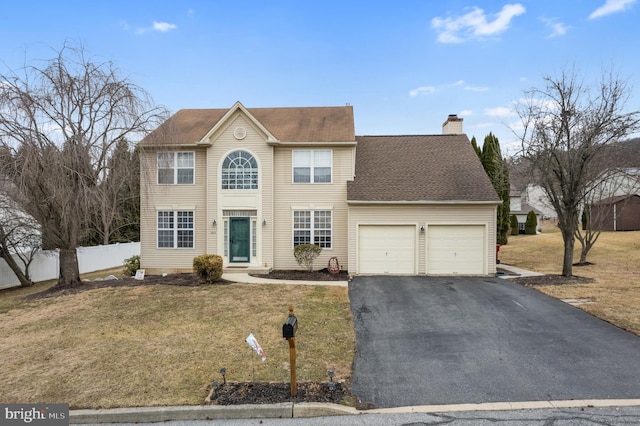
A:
[222, 272, 349, 287]
[496, 263, 545, 278]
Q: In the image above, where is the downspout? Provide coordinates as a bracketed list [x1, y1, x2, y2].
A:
[613, 203, 617, 231]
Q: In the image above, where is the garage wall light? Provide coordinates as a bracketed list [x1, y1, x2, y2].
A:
[420, 226, 425, 233]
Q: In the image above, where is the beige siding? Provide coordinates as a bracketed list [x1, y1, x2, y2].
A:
[273, 146, 354, 271]
[140, 147, 208, 273]
[348, 204, 497, 275]
[205, 115, 275, 269]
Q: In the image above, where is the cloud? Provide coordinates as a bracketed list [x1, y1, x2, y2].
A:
[409, 80, 484, 96]
[589, 0, 636, 19]
[121, 20, 178, 34]
[540, 17, 570, 38]
[431, 3, 526, 43]
[484, 106, 517, 118]
[153, 21, 177, 32]
[460, 110, 473, 117]
[409, 86, 436, 97]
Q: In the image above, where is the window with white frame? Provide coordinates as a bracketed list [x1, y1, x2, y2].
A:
[157, 152, 194, 184]
[222, 150, 258, 189]
[157, 211, 194, 248]
[293, 210, 332, 248]
[292, 150, 332, 183]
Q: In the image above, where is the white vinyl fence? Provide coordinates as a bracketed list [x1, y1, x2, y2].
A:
[0, 242, 140, 290]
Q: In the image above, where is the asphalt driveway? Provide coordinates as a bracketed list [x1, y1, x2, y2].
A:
[349, 276, 640, 408]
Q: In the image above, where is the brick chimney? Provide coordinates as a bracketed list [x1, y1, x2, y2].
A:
[442, 114, 463, 134]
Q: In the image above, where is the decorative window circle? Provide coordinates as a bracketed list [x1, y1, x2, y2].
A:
[233, 126, 247, 140]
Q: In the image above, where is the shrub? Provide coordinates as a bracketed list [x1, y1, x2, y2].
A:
[123, 255, 140, 276]
[525, 210, 538, 235]
[293, 244, 322, 272]
[510, 215, 519, 236]
[193, 254, 224, 283]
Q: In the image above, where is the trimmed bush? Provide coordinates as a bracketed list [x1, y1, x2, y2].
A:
[525, 210, 538, 235]
[293, 244, 322, 272]
[193, 254, 224, 283]
[123, 255, 140, 276]
[510, 215, 519, 236]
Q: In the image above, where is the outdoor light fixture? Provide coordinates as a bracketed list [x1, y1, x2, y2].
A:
[420, 226, 425, 233]
[328, 380, 336, 393]
[212, 220, 217, 226]
[220, 367, 226, 385]
[262, 219, 267, 226]
[328, 369, 334, 382]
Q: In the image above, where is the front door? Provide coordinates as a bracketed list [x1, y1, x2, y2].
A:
[230, 217, 250, 263]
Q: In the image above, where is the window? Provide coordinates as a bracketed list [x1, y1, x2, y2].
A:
[222, 150, 258, 189]
[157, 152, 194, 184]
[293, 210, 332, 248]
[293, 150, 331, 183]
[157, 211, 194, 248]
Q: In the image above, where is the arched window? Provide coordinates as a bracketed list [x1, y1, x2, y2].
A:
[221, 150, 258, 190]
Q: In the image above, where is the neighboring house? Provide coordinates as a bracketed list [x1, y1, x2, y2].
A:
[138, 102, 500, 276]
[590, 194, 640, 231]
[509, 189, 543, 233]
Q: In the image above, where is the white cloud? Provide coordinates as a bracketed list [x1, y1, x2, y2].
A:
[484, 106, 517, 118]
[541, 17, 570, 38]
[465, 85, 489, 92]
[153, 21, 177, 32]
[409, 86, 436, 97]
[589, 0, 636, 19]
[431, 3, 526, 43]
[460, 110, 473, 117]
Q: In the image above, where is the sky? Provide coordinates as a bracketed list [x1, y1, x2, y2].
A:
[0, 0, 639, 155]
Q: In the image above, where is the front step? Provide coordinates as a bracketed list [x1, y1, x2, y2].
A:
[223, 265, 271, 274]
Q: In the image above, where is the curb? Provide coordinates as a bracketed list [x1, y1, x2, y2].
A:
[69, 402, 355, 424]
[69, 399, 640, 424]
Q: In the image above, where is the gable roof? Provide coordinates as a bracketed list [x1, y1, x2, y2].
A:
[511, 202, 543, 216]
[347, 135, 500, 203]
[592, 194, 640, 206]
[139, 104, 356, 146]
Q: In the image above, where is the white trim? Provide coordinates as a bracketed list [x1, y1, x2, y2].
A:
[346, 200, 501, 205]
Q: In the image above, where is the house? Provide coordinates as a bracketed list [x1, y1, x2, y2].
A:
[509, 189, 543, 233]
[590, 194, 640, 231]
[138, 102, 500, 276]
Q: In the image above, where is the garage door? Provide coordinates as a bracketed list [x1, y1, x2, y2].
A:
[427, 225, 485, 275]
[358, 225, 415, 274]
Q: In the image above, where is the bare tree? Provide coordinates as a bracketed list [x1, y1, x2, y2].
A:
[0, 43, 165, 288]
[515, 67, 640, 276]
[0, 194, 41, 287]
[576, 168, 640, 263]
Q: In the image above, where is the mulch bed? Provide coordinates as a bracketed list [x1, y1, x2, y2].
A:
[510, 274, 595, 286]
[207, 381, 354, 406]
[250, 268, 350, 281]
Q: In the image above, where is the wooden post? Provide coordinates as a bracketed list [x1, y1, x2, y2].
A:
[287, 304, 297, 397]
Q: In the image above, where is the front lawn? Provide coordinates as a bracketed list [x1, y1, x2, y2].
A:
[499, 221, 640, 335]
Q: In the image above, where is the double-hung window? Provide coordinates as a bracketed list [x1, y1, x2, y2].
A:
[157, 211, 194, 248]
[293, 210, 332, 248]
[293, 150, 332, 183]
[157, 152, 194, 184]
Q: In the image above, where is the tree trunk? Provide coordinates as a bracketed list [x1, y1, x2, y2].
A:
[561, 230, 574, 277]
[57, 248, 82, 288]
[0, 245, 34, 287]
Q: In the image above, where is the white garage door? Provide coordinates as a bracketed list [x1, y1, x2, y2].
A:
[427, 225, 485, 275]
[358, 225, 415, 274]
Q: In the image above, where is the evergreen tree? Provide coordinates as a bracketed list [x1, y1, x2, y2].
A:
[525, 210, 538, 235]
[470, 136, 482, 158]
[510, 214, 519, 236]
[481, 133, 511, 245]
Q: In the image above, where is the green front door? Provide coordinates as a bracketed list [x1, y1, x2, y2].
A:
[230, 217, 250, 263]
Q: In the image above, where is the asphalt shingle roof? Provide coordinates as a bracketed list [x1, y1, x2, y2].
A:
[347, 135, 500, 202]
[140, 105, 356, 146]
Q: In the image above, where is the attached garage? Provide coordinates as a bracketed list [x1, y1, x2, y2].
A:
[358, 225, 416, 274]
[427, 225, 486, 275]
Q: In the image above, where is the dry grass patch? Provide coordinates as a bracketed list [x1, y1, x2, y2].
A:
[500, 222, 640, 335]
[0, 281, 354, 409]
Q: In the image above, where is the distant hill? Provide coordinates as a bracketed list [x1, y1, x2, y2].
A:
[508, 137, 640, 191]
